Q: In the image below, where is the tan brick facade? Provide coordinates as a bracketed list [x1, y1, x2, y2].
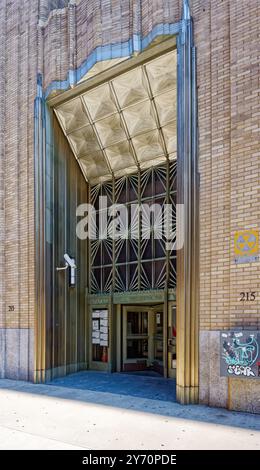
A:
[0, 0, 259, 410]
[196, 0, 260, 332]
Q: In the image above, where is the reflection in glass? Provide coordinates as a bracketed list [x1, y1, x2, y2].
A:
[127, 311, 148, 335]
[127, 339, 148, 359]
[154, 340, 163, 362]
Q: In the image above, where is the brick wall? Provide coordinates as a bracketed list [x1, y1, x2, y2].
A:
[193, 0, 260, 411]
[195, 0, 260, 333]
[0, 0, 38, 380]
[0, 0, 259, 407]
[0, 0, 38, 331]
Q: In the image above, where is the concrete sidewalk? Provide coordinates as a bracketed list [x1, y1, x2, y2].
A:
[0, 373, 259, 450]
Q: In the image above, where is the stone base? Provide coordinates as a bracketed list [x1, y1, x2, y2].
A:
[199, 330, 260, 414]
[0, 328, 34, 381]
[229, 378, 260, 414]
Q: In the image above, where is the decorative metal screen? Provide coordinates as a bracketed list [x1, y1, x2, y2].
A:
[90, 161, 176, 293]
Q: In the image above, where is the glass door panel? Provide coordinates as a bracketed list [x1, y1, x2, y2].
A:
[122, 305, 165, 375]
[167, 303, 176, 378]
[123, 306, 151, 371]
[153, 307, 164, 375]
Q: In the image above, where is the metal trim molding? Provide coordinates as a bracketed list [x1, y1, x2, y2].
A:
[34, 74, 46, 383]
[176, 1, 199, 404]
[45, 22, 180, 99]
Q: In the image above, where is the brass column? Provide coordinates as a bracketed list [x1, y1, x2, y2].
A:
[176, 0, 199, 404]
[34, 74, 46, 383]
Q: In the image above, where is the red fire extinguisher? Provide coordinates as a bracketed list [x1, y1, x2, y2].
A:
[101, 347, 108, 362]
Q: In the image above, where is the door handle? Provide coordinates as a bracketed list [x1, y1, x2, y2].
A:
[56, 263, 69, 271]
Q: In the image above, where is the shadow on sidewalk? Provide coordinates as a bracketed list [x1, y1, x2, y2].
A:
[0, 372, 259, 432]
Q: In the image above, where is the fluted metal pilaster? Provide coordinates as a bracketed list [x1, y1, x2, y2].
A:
[176, 0, 199, 404]
[34, 75, 46, 383]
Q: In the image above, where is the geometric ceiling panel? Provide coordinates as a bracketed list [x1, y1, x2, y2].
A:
[154, 89, 176, 126]
[168, 152, 177, 161]
[122, 100, 157, 137]
[54, 49, 177, 184]
[68, 125, 101, 158]
[145, 51, 177, 96]
[57, 97, 89, 134]
[162, 121, 177, 155]
[139, 154, 167, 170]
[79, 151, 110, 181]
[95, 114, 126, 148]
[82, 83, 117, 121]
[112, 67, 149, 108]
[132, 129, 164, 163]
[105, 141, 136, 174]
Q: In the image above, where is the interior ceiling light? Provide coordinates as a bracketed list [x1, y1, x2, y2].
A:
[55, 50, 177, 184]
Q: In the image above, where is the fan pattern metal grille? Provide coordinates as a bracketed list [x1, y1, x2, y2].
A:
[90, 161, 176, 293]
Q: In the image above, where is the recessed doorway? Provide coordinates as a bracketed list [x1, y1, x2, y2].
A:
[122, 304, 165, 376]
[40, 31, 199, 404]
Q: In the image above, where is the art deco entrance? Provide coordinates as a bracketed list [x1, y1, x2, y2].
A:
[37, 13, 199, 404]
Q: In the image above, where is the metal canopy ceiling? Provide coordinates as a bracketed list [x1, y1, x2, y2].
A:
[55, 50, 177, 184]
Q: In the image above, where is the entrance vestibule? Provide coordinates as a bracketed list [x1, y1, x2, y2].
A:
[88, 299, 177, 379]
[51, 46, 180, 385]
